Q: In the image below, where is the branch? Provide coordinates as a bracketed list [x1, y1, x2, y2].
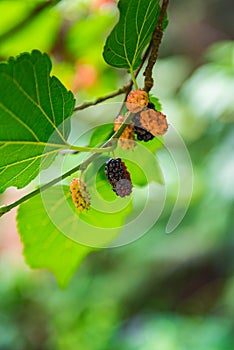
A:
[144, 0, 169, 92]
[0, 113, 133, 217]
[0, 0, 61, 43]
[74, 82, 131, 111]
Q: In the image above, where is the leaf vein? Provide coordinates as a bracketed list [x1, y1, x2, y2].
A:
[1, 158, 39, 189]
[12, 71, 67, 144]
[0, 102, 40, 141]
[0, 148, 59, 171]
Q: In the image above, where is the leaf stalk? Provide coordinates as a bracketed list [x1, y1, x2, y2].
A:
[130, 68, 139, 90]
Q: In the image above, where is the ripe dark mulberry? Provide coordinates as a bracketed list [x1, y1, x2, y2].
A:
[105, 158, 132, 197]
[147, 102, 156, 110]
[132, 113, 154, 142]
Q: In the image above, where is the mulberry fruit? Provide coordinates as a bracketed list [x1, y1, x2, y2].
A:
[114, 115, 136, 150]
[126, 89, 149, 113]
[132, 113, 154, 142]
[140, 109, 168, 136]
[105, 158, 132, 197]
[132, 102, 168, 141]
[147, 102, 156, 110]
[70, 178, 91, 211]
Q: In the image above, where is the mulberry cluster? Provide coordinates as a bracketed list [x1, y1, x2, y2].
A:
[68, 91, 168, 205]
[114, 115, 136, 150]
[126, 90, 168, 142]
[70, 178, 91, 211]
[105, 158, 132, 197]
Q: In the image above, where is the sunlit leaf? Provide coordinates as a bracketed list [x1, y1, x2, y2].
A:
[88, 123, 113, 148]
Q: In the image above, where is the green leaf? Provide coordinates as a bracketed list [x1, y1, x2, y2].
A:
[0, 50, 75, 193]
[143, 135, 164, 154]
[103, 0, 160, 70]
[162, 11, 169, 31]
[17, 189, 92, 288]
[149, 94, 162, 111]
[89, 123, 113, 148]
[116, 143, 164, 185]
[17, 185, 133, 286]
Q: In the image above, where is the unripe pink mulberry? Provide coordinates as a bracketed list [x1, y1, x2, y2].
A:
[114, 115, 136, 150]
[126, 89, 149, 113]
[139, 109, 168, 136]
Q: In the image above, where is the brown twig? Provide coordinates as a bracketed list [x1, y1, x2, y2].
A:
[144, 0, 169, 92]
[0, 0, 61, 43]
[74, 83, 132, 111]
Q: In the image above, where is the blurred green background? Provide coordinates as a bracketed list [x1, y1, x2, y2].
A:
[0, 0, 234, 349]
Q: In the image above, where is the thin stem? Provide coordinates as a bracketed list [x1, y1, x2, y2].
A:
[130, 68, 138, 90]
[69, 144, 114, 153]
[74, 83, 131, 111]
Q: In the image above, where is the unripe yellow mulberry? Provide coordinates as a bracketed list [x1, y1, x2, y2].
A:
[70, 178, 91, 211]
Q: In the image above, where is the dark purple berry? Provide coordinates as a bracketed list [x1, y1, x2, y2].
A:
[105, 158, 132, 197]
[132, 113, 154, 142]
[115, 179, 132, 197]
[147, 102, 155, 110]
